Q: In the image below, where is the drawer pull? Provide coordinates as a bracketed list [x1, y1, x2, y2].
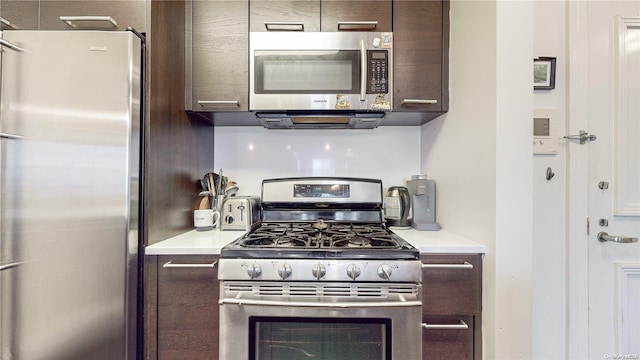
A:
[198, 100, 240, 107]
[421, 261, 473, 269]
[1, 16, 16, 30]
[163, 261, 217, 269]
[264, 21, 305, 31]
[60, 16, 118, 28]
[402, 99, 438, 105]
[337, 21, 378, 31]
[422, 319, 469, 330]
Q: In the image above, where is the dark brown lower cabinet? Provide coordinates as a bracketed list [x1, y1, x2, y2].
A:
[422, 316, 474, 359]
[421, 254, 483, 360]
[148, 255, 220, 360]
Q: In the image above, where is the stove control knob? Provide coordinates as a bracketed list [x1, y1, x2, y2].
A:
[377, 264, 392, 280]
[346, 264, 361, 280]
[278, 263, 293, 280]
[247, 263, 262, 279]
[312, 263, 326, 280]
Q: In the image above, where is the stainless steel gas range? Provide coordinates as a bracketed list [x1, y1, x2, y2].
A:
[218, 177, 422, 360]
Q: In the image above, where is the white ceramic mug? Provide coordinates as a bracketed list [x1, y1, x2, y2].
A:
[194, 209, 220, 229]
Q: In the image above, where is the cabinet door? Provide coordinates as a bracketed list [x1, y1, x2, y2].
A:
[190, 0, 248, 111]
[1, 0, 39, 30]
[393, 0, 448, 112]
[250, 0, 320, 32]
[421, 254, 482, 315]
[39, 0, 146, 31]
[321, 1, 392, 32]
[422, 315, 474, 360]
[157, 255, 220, 360]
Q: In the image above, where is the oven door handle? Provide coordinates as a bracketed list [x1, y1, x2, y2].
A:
[219, 298, 422, 308]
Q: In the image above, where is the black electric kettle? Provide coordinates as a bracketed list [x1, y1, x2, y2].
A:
[384, 186, 411, 227]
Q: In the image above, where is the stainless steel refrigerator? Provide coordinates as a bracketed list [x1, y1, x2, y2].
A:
[0, 30, 143, 359]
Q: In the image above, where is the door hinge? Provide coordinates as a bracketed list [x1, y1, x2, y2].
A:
[587, 217, 590, 235]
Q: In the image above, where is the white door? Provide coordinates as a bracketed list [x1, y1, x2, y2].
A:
[570, 1, 640, 359]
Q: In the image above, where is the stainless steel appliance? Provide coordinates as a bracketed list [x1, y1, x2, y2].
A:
[407, 175, 441, 231]
[250, 32, 393, 129]
[0, 30, 143, 359]
[220, 196, 261, 231]
[384, 186, 411, 227]
[218, 177, 422, 359]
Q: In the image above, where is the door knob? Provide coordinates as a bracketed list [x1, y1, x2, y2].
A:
[597, 232, 638, 243]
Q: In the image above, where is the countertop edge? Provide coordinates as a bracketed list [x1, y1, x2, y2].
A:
[144, 228, 487, 256]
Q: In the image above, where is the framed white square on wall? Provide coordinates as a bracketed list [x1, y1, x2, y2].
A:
[534, 57, 556, 90]
[533, 109, 558, 155]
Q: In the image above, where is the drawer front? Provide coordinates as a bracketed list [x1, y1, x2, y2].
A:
[421, 254, 482, 315]
[422, 315, 474, 360]
[157, 255, 220, 360]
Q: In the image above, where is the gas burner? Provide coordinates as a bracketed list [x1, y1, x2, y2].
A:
[274, 237, 307, 247]
[286, 227, 316, 237]
[346, 236, 371, 248]
[312, 219, 329, 231]
[241, 235, 276, 246]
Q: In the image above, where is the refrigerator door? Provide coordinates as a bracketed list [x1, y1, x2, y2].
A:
[0, 31, 141, 359]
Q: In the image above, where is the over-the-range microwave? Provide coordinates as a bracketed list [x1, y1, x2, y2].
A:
[250, 32, 393, 129]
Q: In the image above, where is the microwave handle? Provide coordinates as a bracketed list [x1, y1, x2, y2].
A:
[360, 39, 367, 101]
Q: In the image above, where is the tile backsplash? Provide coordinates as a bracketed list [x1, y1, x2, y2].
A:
[214, 126, 421, 196]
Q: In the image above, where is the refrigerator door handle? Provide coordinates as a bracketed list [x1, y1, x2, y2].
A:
[0, 261, 24, 271]
[0, 132, 24, 140]
[0, 38, 25, 52]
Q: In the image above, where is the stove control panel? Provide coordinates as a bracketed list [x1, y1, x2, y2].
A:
[219, 259, 421, 282]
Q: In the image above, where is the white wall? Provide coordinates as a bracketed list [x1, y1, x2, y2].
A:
[213, 126, 420, 196]
[532, 1, 568, 359]
[421, 1, 534, 358]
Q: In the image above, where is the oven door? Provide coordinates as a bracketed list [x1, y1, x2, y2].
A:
[219, 281, 422, 360]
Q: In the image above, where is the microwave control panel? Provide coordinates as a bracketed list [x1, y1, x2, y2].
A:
[367, 50, 389, 94]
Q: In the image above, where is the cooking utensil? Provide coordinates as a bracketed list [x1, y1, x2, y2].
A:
[217, 169, 223, 196]
[224, 181, 239, 197]
[198, 196, 210, 210]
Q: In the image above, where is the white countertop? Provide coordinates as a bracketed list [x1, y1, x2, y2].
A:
[144, 227, 486, 255]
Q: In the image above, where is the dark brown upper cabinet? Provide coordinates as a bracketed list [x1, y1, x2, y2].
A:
[1, 0, 39, 30]
[393, 0, 449, 114]
[250, 0, 320, 32]
[186, 0, 249, 111]
[321, 1, 392, 32]
[38, 1, 146, 32]
[250, 0, 391, 32]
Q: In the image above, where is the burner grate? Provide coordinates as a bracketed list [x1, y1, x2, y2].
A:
[236, 221, 402, 249]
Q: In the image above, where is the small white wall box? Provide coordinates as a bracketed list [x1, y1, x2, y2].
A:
[533, 109, 558, 155]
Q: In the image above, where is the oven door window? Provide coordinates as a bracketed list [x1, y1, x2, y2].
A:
[254, 51, 360, 94]
[249, 317, 391, 360]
